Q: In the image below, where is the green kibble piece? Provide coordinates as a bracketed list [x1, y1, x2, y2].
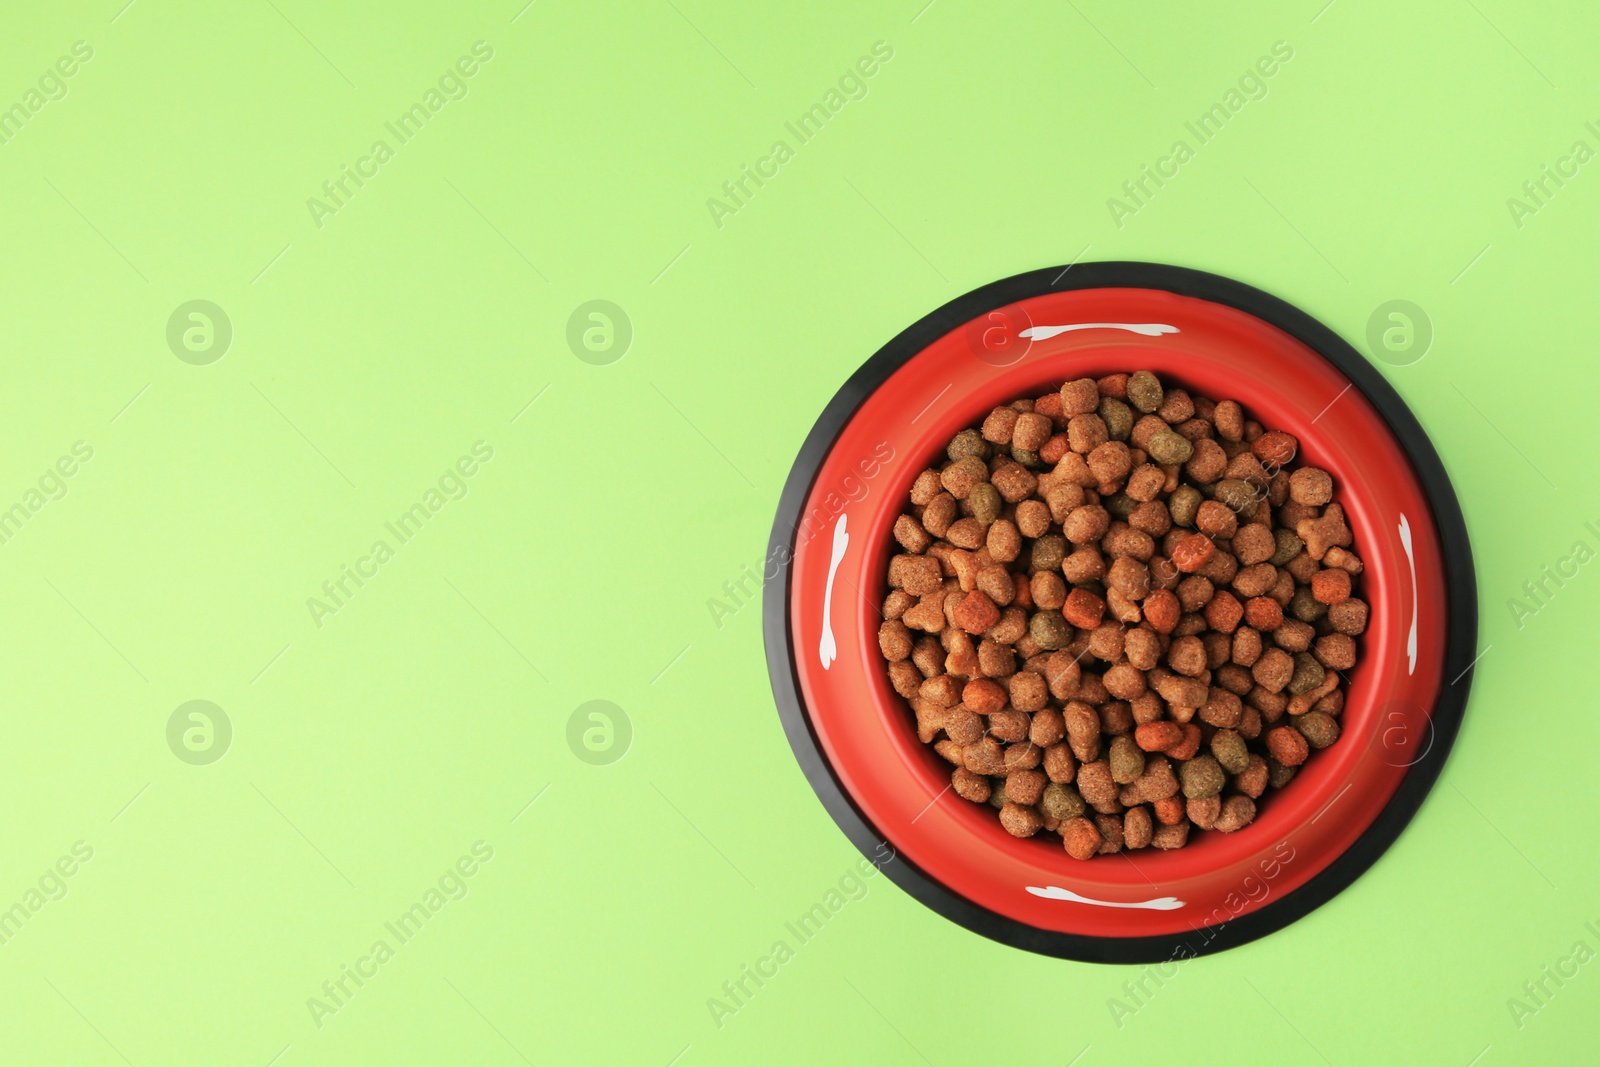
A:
[1030, 533, 1068, 573]
[1169, 485, 1204, 527]
[1109, 735, 1146, 784]
[1288, 652, 1325, 695]
[1179, 754, 1226, 799]
[1266, 757, 1296, 788]
[1211, 478, 1256, 512]
[1099, 397, 1135, 441]
[1294, 711, 1341, 749]
[1105, 492, 1139, 520]
[1289, 587, 1328, 623]
[1040, 782, 1086, 821]
[988, 778, 1009, 809]
[1029, 610, 1072, 650]
[1147, 429, 1194, 465]
[1210, 729, 1250, 775]
[948, 428, 991, 462]
[1127, 371, 1165, 413]
[970, 482, 1002, 526]
[1011, 446, 1043, 469]
[1270, 528, 1304, 566]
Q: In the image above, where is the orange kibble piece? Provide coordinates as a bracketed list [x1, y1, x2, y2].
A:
[1311, 568, 1352, 604]
[1061, 587, 1106, 629]
[1171, 533, 1216, 573]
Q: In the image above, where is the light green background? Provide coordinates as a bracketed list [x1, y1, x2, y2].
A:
[1, 0, 1594, 1063]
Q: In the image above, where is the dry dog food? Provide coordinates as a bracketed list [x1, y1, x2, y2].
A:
[879, 372, 1366, 857]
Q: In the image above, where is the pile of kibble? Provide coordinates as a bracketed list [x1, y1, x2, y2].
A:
[878, 372, 1367, 858]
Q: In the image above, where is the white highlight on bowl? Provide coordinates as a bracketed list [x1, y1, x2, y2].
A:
[819, 514, 849, 670]
[1398, 513, 1417, 675]
[1025, 885, 1186, 910]
[1018, 323, 1180, 340]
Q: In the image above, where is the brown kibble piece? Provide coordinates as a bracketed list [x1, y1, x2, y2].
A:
[1043, 743, 1076, 783]
[999, 801, 1044, 837]
[1322, 546, 1364, 574]
[1006, 768, 1046, 806]
[1029, 707, 1066, 746]
[1234, 754, 1269, 798]
[987, 519, 1022, 562]
[1030, 571, 1068, 611]
[888, 660, 922, 698]
[919, 675, 961, 708]
[1289, 467, 1333, 506]
[941, 455, 989, 499]
[1060, 378, 1100, 416]
[1014, 499, 1051, 539]
[1297, 503, 1352, 560]
[1013, 412, 1053, 452]
[1094, 813, 1126, 853]
[989, 710, 1030, 743]
[1008, 671, 1049, 713]
[1124, 806, 1153, 849]
[893, 514, 932, 553]
[943, 708, 984, 745]
[1167, 635, 1208, 677]
[890, 554, 943, 596]
[882, 589, 917, 621]
[1150, 820, 1190, 849]
[962, 738, 1006, 776]
[1213, 795, 1256, 833]
[952, 767, 991, 802]
[1252, 647, 1294, 694]
[1314, 633, 1358, 671]
[1196, 500, 1238, 539]
[1327, 598, 1368, 635]
[1232, 523, 1276, 566]
[1184, 438, 1228, 485]
[1187, 795, 1221, 830]
[910, 469, 943, 506]
[1075, 759, 1117, 807]
[982, 406, 1020, 444]
[1064, 702, 1102, 762]
[878, 620, 913, 661]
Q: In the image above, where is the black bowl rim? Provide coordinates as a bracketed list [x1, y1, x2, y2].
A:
[763, 261, 1477, 964]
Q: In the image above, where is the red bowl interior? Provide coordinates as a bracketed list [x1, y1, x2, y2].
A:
[788, 286, 1445, 937]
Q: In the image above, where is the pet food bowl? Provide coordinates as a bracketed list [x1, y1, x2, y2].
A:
[764, 262, 1476, 962]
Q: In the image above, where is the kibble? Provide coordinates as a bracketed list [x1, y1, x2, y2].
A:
[880, 371, 1363, 855]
